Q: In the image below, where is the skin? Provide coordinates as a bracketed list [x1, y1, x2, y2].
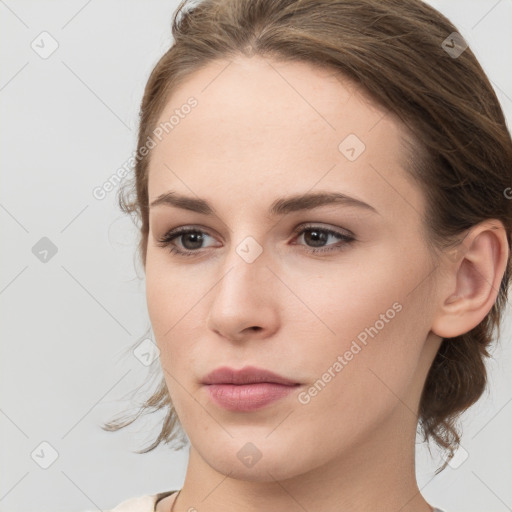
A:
[145, 55, 509, 512]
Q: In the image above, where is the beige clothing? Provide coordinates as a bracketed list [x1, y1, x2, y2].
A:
[106, 491, 447, 512]
[106, 491, 177, 512]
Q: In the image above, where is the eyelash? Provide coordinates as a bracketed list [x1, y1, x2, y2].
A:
[156, 224, 355, 258]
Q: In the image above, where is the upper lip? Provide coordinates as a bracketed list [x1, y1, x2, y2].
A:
[202, 365, 299, 386]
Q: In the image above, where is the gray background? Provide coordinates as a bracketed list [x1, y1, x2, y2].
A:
[1, 1, 511, 511]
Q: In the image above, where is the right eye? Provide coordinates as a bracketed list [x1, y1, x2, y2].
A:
[157, 227, 219, 257]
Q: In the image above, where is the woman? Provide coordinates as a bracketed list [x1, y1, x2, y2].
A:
[103, 0, 512, 511]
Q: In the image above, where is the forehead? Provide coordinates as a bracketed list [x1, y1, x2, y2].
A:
[154, 56, 395, 147]
[147, 56, 423, 221]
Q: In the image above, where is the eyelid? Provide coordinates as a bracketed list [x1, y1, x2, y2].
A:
[291, 222, 354, 238]
[158, 222, 352, 243]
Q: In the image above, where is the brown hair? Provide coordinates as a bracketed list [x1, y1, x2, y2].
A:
[103, 0, 512, 471]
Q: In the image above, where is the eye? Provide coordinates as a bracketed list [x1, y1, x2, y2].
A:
[156, 224, 355, 257]
[156, 226, 219, 257]
[291, 224, 355, 254]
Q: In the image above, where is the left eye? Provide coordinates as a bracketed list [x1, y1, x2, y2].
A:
[293, 226, 354, 253]
[156, 225, 355, 257]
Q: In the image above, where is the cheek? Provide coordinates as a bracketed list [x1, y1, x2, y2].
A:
[144, 251, 196, 337]
[291, 306, 417, 453]
[287, 254, 404, 345]
[288, 253, 424, 400]
[145, 248, 167, 324]
[145, 256, 206, 377]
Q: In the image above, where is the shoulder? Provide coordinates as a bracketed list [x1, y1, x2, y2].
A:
[105, 494, 156, 512]
[104, 492, 167, 512]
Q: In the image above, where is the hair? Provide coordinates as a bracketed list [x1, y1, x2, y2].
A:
[103, 0, 512, 472]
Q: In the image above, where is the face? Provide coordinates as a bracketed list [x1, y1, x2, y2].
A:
[145, 56, 442, 481]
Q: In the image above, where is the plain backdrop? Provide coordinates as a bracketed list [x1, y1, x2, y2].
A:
[1, 1, 511, 511]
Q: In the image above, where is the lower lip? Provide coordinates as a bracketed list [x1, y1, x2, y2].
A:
[205, 383, 298, 411]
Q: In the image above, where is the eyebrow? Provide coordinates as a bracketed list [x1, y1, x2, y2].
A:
[149, 191, 378, 216]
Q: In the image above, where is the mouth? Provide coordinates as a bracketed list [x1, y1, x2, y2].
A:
[202, 365, 301, 412]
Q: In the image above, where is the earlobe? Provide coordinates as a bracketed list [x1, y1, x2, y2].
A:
[431, 220, 509, 339]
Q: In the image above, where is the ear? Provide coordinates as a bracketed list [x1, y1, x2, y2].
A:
[431, 220, 509, 339]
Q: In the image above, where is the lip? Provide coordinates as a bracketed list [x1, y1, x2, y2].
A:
[202, 366, 300, 412]
[202, 365, 299, 386]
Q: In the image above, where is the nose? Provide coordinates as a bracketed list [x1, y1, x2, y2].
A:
[206, 244, 280, 343]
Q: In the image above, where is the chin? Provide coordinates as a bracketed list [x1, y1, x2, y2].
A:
[194, 433, 321, 483]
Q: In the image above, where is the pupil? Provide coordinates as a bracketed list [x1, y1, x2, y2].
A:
[306, 229, 327, 247]
[183, 232, 203, 250]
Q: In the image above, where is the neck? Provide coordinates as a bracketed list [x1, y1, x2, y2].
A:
[172, 409, 433, 512]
